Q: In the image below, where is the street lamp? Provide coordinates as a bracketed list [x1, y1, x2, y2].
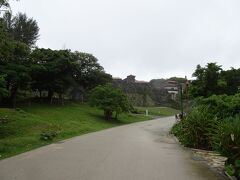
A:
[178, 83, 184, 118]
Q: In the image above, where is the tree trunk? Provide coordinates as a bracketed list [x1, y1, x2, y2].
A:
[48, 90, 53, 104]
[39, 90, 43, 103]
[104, 110, 113, 120]
[10, 85, 18, 108]
[81, 94, 84, 103]
[39, 90, 42, 98]
[59, 93, 64, 106]
[115, 112, 118, 120]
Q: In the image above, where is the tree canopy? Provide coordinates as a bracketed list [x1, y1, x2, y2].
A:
[0, 2, 112, 107]
[89, 85, 130, 120]
[190, 62, 240, 98]
[2, 12, 39, 46]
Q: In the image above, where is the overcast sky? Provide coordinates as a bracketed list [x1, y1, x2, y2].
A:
[10, 0, 240, 81]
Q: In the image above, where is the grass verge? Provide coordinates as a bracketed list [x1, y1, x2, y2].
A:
[135, 106, 179, 117]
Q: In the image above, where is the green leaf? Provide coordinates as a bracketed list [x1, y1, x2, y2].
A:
[225, 164, 235, 176]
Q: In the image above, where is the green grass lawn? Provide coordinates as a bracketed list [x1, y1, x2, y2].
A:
[135, 106, 180, 117]
[0, 103, 154, 159]
[0, 104, 178, 160]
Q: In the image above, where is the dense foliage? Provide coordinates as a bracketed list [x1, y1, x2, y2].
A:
[0, 3, 112, 107]
[172, 93, 240, 178]
[215, 116, 240, 177]
[171, 105, 217, 149]
[195, 94, 240, 119]
[2, 12, 39, 46]
[190, 63, 240, 98]
[172, 62, 240, 178]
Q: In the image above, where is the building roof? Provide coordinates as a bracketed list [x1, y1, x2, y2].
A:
[167, 80, 177, 84]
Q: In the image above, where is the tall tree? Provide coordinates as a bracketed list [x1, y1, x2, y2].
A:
[190, 63, 226, 98]
[71, 51, 112, 90]
[0, 75, 8, 99]
[221, 68, 240, 95]
[31, 48, 75, 103]
[31, 49, 112, 103]
[0, 39, 31, 107]
[2, 12, 39, 46]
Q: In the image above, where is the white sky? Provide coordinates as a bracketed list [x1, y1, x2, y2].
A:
[10, 0, 240, 81]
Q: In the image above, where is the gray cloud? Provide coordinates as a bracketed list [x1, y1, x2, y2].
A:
[11, 0, 240, 81]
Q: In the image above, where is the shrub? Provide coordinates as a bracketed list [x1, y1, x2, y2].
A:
[196, 94, 240, 120]
[0, 115, 9, 124]
[171, 105, 218, 149]
[0, 115, 16, 138]
[40, 131, 57, 141]
[89, 84, 131, 120]
[172, 94, 240, 178]
[40, 124, 61, 141]
[212, 115, 240, 178]
[130, 107, 140, 114]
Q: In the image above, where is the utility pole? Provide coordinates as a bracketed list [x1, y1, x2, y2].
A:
[179, 83, 184, 118]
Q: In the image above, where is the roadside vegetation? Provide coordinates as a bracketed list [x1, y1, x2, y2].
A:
[0, 1, 180, 160]
[0, 103, 154, 159]
[171, 63, 240, 178]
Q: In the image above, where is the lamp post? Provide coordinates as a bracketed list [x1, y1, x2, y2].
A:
[179, 83, 184, 118]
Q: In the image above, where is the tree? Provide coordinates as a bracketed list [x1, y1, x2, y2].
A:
[0, 10, 38, 108]
[30, 48, 75, 103]
[2, 12, 39, 46]
[0, 39, 31, 107]
[89, 85, 130, 120]
[190, 63, 225, 97]
[0, 75, 8, 99]
[69, 52, 111, 101]
[30, 49, 111, 104]
[221, 68, 240, 95]
[0, 18, 31, 107]
[72, 52, 112, 90]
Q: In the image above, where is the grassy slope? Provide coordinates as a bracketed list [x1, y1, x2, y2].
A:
[0, 103, 153, 159]
[0, 104, 178, 159]
[136, 106, 180, 117]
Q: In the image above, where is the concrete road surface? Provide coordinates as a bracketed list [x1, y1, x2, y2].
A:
[0, 117, 224, 180]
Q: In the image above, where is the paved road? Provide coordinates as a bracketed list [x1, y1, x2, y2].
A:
[0, 117, 224, 180]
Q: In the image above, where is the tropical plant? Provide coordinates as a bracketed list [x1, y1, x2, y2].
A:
[196, 94, 240, 120]
[212, 116, 240, 178]
[171, 105, 217, 149]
